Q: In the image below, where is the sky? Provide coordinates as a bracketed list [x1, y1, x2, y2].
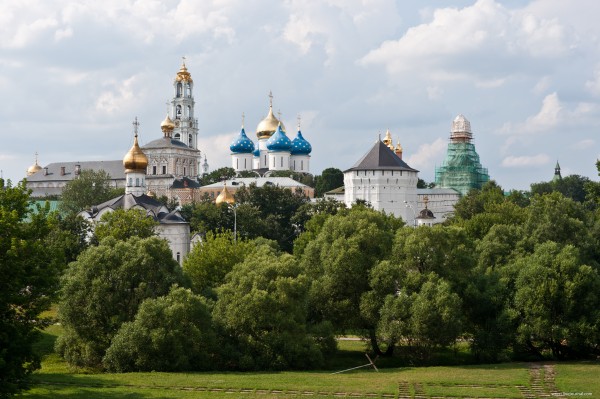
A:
[1, 0, 600, 190]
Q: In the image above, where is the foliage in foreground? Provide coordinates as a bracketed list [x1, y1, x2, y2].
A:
[0, 180, 63, 396]
[103, 286, 216, 372]
[213, 244, 336, 370]
[55, 236, 184, 369]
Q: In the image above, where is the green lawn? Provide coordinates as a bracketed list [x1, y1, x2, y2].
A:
[21, 323, 600, 398]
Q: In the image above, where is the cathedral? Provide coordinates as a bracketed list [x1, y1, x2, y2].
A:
[229, 92, 312, 175]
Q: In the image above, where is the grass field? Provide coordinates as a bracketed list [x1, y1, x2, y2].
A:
[21, 322, 600, 398]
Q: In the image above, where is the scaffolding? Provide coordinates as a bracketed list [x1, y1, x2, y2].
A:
[434, 115, 489, 196]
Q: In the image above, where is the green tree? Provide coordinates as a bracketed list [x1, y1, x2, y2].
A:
[93, 208, 158, 242]
[0, 180, 63, 396]
[199, 167, 235, 186]
[451, 180, 504, 221]
[269, 170, 315, 187]
[183, 231, 253, 297]
[182, 199, 233, 234]
[314, 167, 343, 197]
[213, 244, 332, 370]
[103, 286, 216, 372]
[511, 242, 600, 359]
[235, 183, 310, 252]
[531, 174, 591, 203]
[300, 207, 403, 355]
[59, 169, 123, 215]
[56, 236, 184, 369]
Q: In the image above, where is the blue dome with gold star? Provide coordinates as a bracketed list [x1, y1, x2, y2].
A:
[291, 130, 312, 155]
[230, 127, 254, 153]
[266, 124, 292, 152]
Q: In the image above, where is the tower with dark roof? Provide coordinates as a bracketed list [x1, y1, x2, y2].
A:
[344, 138, 419, 223]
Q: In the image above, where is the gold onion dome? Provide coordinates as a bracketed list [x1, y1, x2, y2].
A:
[215, 184, 235, 205]
[123, 131, 148, 173]
[383, 128, 394, 150]
[395, 141, 403, 153]
[26, 154, 42, 176]
[161, 114, 175, 135]
[256, 106, 285, 139]
[175, 60, 193, 83]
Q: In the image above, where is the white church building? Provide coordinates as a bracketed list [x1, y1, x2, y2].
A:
[78, 120, 191, 264]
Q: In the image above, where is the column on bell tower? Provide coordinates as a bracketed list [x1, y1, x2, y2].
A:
[171, 57, 199, 150]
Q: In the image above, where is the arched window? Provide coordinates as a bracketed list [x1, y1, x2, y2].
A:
[187, 105, 191, 117]
[176, 83, 182, 97]
[176, 105, 182, 118]
[174, 133, 180, 141]
[188, 134, 192, 146]
[135, 177, 139, 187]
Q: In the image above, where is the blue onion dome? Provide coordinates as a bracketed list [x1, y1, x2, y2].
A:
[230, 127, 254, 153]
[291, 130, 312, 155]
[253, 142, 260, 157]
[266, 124, 292, 152]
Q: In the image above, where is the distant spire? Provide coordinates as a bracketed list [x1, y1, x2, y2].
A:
[553, 160, 562, 182]
[268, 91, 273, 107]
[241, 112, 245, 128]
[297, 114, 301, 131]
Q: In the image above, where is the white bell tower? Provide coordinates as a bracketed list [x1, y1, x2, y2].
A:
[171, 57, 199, 150]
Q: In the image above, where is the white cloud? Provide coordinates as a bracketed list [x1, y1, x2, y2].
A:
[533, 76, 551, 94]
[585, 65, 600, 96]
[426, 85, 442, 100]
[499, 92, 562, 135]
[197, 132, 237, 170]
[0, 153, 17, 161]
[360, 0, 572, 82]
[406, 138, 446, 170]
[571, 139, 595, 150]
[501, 154, 550, 167]
[95, 75, 142, 114]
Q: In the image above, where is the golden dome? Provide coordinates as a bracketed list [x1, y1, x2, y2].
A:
[26, 153, 42, 176]
[175, 60, 193, 83]
[383, 129, 394, 150]
[160, 114, 175, 137]
[215, 184, 235, 205]
[256, 106, 286, 139]
[395, 140, 403, 153]
[123, 124, 148, 173]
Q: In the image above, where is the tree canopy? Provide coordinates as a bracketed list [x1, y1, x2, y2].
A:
[58, 169, 123, 215]
[0, 180, 63, 396]
[56, 236, 184, 369]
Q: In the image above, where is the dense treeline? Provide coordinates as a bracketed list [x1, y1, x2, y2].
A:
[56, 179, 600, 372]
[4, 167, 600, 394]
